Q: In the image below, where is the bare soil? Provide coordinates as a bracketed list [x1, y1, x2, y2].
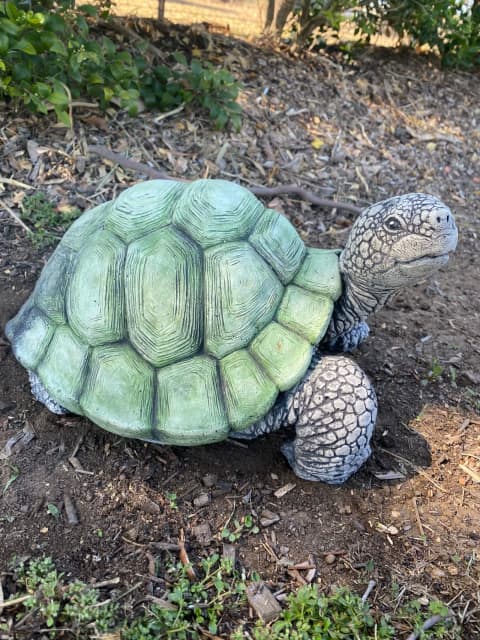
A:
[1, 22, 479, 637]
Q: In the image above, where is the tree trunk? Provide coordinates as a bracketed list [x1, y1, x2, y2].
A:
[275, 0, 295, 34]
[296, 13, 329, 46]
[264, 0, 276, 29]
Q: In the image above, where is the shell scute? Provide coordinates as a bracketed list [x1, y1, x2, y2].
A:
[220, 349, 278, 430]
[105, 180, 184, 242]
[204, 241, 283, 359]
[173, 179, 263, 248]
[293, 248, 342, 300]
[249, 208, 306, 284]
[155, 356, 228, 444]
[6, 303, 54, 370]
[37, 325, 89, 413]
[125, 226, 202, 367]
[61, 202, 110, 251]
[80, 343, 154, 438]
[277, 285, 333, 344]
[250, 322, 313, 391]
[67, 230, 126, 346]
[34, 244, 76, 324]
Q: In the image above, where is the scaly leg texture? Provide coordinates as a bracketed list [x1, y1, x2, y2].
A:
[235, 354, 377, 484]
[28, 371, 68, 415]
[283, 354, 377, 484]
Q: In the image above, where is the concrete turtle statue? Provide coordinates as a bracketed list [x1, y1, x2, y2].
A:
[6, 179, 457, 483]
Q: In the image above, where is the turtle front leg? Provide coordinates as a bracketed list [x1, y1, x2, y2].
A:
[282, 354, 377, 484]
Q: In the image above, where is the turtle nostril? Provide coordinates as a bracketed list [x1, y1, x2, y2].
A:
[446, 215, 450, 222]
[436, 215, 441, 224]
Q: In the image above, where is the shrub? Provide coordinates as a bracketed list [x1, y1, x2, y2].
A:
[271, 0, 479, 67]
[0, 0, 242, 128]
[353, 0, 480, 68]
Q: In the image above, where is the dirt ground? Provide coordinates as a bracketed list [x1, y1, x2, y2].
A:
[1, 22, 479, 638]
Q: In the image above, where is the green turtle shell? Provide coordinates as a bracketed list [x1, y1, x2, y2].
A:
[6, 180, 342, 445]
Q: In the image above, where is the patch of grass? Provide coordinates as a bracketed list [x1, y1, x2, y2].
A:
[8, 557, 118, 633]
[123, 554, 246, 639]
[0, 556, 461, 639]
[20, 191, 80, 246]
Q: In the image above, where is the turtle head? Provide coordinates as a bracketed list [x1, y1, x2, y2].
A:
[340, 193, 458, 293]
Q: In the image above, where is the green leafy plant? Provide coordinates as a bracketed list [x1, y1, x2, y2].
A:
[421, 357, 444, 385]
[20, 191, 80, 246]
[353, 0, 480, 68]
[165, 491, 178, 511]
[138, 53, 242, 130]
[2, 463, 19, 494]
[396, 598, 455, 640]
[1, 556, 460, 639]
[0, 0, 139, 124]
[122, 554, 247, 639]
[270, 0, 479, 66]
[0, 1, 242, 128]
[235, 585, 396, 640]
[13, 557, 118, 632]
[221, 513, 260, 542]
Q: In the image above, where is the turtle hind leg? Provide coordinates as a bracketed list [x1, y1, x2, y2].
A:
[283, 355, 377, 484]
[28, 371, 69, 415]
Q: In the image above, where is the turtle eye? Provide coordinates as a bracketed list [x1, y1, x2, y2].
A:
[385, 216, 403, 232]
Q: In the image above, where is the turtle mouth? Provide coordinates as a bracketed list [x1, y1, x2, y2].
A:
[397, 252, 451, 268]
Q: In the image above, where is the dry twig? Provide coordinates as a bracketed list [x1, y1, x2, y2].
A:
[178, 529, 196, 580]
[361, 580, 376, 603]
[0, 201, 33, 235]
[411, 496, 425, 538]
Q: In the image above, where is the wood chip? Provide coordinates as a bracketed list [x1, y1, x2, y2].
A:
[202, 473, 217, 488]
[373, 470, 406, 480]
[459, 464, 480, 483]
[192, 522, 212, 546]
[193, 492, 211, 507]
[64, 492, 79, 525]
[178, 530, 196, 580]
[246, 582, 282, 622]
[139, 495, 161, 514]
[260, 509, 280, 527]
[273, 482, 296, 498]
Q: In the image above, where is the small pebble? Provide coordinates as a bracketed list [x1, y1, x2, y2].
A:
[193, 493, 211, 507]
[202, 473, 217, 488]
[325, 553, 336, 565]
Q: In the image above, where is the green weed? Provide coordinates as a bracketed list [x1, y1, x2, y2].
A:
[221, 513, 260, 542]
[421, 357, 444, 385]
[0, 556, 461, 639]
[12, 557, 118, 634]
[21, 191, 80, 246]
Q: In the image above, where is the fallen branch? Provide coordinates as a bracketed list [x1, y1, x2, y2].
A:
[87, 144, 362, 214]
[87, 144, 179, 181]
